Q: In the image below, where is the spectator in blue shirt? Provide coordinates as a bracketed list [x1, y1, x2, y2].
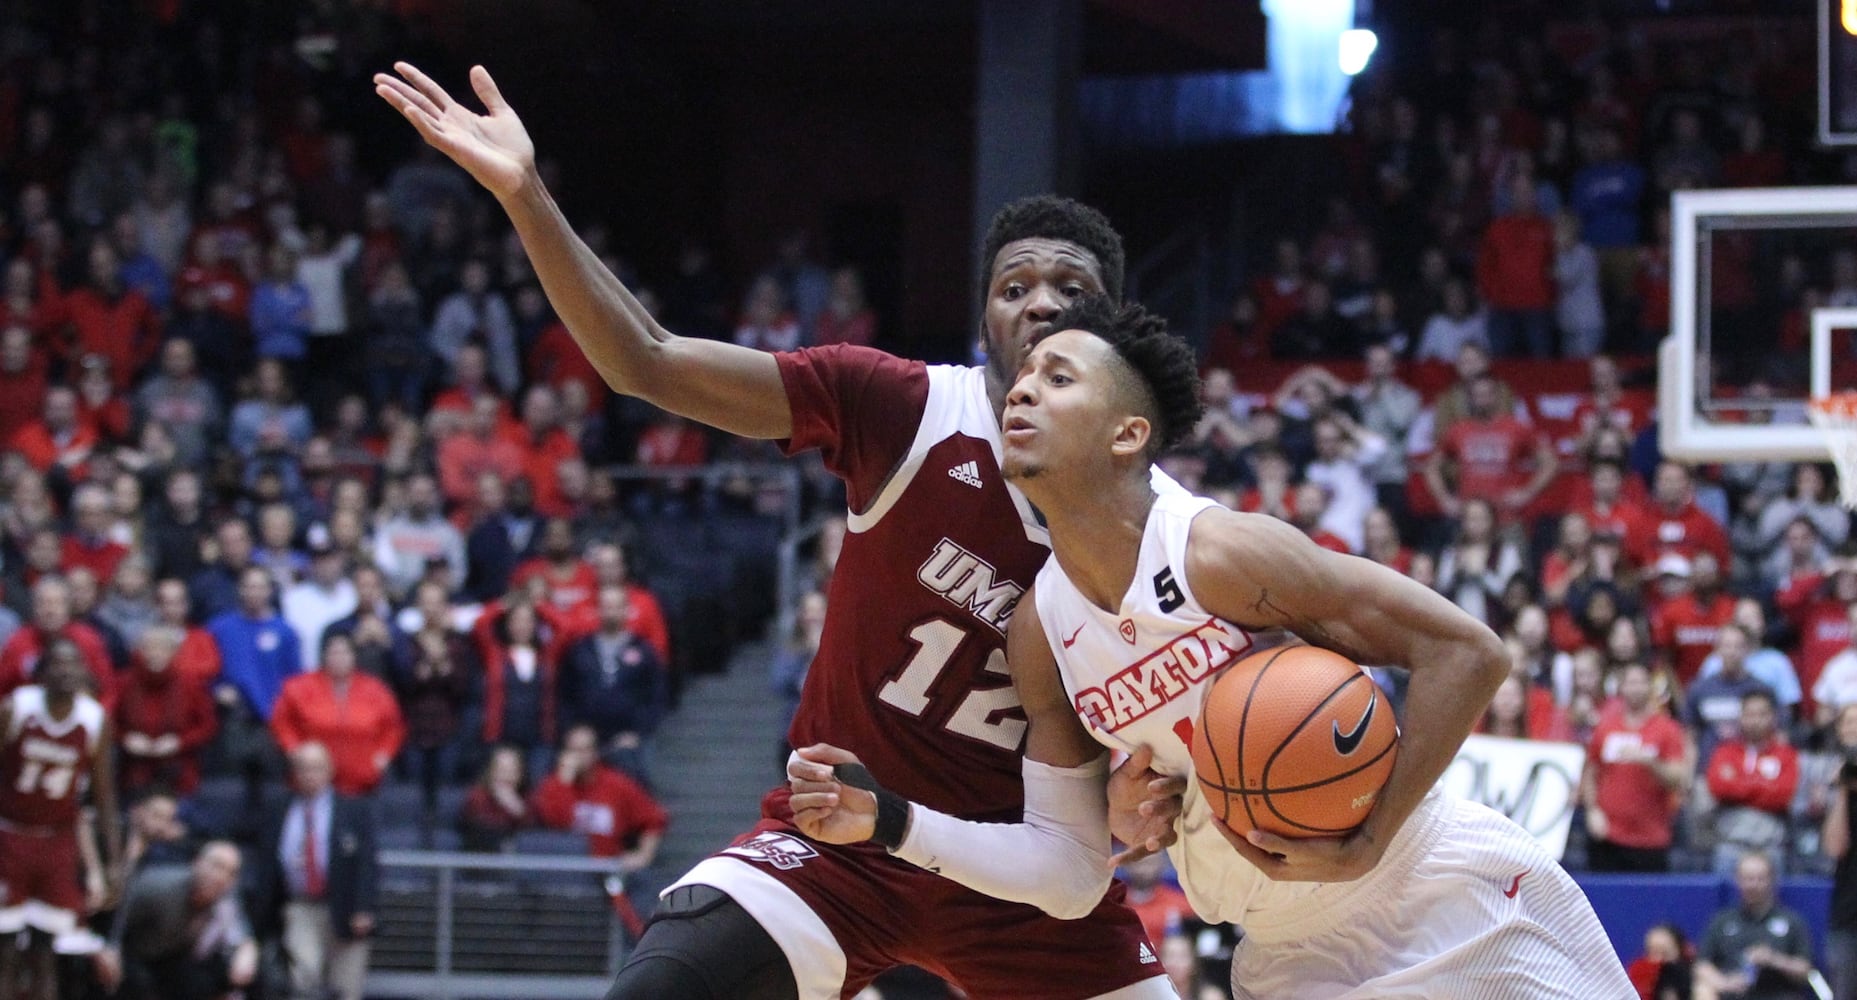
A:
[207, 565, 302, 722]
[112, 212, 171, 313]
[559, 585, 667, 786]
[249, 244, 313, 364]
[1569, 128, 1646, 252]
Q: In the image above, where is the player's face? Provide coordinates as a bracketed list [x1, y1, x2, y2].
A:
[983, 239, 1102, 392]
[1001, 330, 1127, 483]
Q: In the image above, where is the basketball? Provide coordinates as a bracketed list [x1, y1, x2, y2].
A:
[1190, 645, 1400, 840]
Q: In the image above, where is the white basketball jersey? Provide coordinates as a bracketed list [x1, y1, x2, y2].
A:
[1034, 490, 1327, 924]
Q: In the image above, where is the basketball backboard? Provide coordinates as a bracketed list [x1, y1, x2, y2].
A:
[1657, 186, 1857, 462]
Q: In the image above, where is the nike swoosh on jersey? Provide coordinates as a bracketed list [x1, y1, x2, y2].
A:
[1502, 871, 1529, 898]
[1332, 690, 1376, 755]
[1062, 624, 1085, 648]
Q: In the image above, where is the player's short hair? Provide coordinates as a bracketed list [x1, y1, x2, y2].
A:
[980, 196, 1125, 302]
[1045, 297, 1202, 456]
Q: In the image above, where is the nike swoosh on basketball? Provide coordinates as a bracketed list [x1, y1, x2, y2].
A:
[1502, 871, 1529, 898]
[1331, 691, 1376, 755]
[1062, 624, 1085, 648]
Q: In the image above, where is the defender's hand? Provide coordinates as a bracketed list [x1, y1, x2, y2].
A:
[374, 63, 535, 201]
[788, 744, 880, 846]
[1107, 746, 1185, 867]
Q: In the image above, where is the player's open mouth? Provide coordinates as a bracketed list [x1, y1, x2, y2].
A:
[1003, 415, 1036, 441]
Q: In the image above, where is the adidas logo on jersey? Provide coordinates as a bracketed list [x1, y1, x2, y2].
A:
[948, 460, 983, 488]
[1139, 942, 1157, 965]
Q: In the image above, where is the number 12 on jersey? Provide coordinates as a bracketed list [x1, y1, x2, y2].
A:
[877, 618, 1028, 751]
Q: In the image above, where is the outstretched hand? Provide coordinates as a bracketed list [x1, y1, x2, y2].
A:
[373, 62, 535, 201]
[1106, 745, 1185, 867]
[787, 744, 880, 846]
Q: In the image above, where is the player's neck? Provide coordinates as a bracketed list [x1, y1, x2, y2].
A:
[1040, 475, 1155, 614]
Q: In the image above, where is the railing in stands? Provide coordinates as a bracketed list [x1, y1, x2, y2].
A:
[366, 849, 629, 1000]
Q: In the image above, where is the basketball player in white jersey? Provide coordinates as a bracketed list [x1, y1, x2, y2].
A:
[790, 299, 1633, 998]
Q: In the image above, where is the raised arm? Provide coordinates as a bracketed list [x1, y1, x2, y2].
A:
[374, 63, 791, 439]
[1184, 509, 1507, 881]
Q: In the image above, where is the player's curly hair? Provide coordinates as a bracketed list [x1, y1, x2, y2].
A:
[980, 196, 1126, 302]
[1047, 296, 1203, 457]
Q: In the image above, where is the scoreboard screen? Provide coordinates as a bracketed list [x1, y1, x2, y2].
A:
[1824, 0, 1857, 144]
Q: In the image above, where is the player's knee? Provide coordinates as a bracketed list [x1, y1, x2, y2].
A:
[608, 886, 798, 1000]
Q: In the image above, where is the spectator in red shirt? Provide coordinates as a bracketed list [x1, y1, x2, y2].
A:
[174, 229, 250, 326]
[74, 353, 131, 444]
[532, 722, 667, 865]
[437, 394, 527, 508]
[478, 599, 562, 772]
[1360, 506, 1414, 575]
[1581, 662, 1690, 873]
[1777, 559, 1857, 715]
[457, 744, 533, 852]
[1569, 356, 1645, 455]
[116, 625, 218, 795]
[1476, 173, 1557, 357]
[62, 482, 130, 585]
[1249, 238, 1307, 349]
[1569, 458, 1648, 546]
[0, 258, 66, 347]
[1705, 690, 1799, 874]
[153, 577, 222, 686]
[1652, 552, 1736, 686]
[1424, 374, 1558, 521]
[587, 542, 671, 665]
[813, 267, 877, 348]
[501, 385, 581, 518]
[10, 385, 99, 477]
[0, 575, 118, 708]
[1626, 460, 1731, 572]
[270, 632, 407, 796]
[513, 518, 597, 615]
[64, 238, 160, 388]
[0, 324, 47, 443]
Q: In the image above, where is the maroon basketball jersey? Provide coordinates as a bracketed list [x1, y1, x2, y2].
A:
[0, 686, 104, 828]
[778, 347, 1050, 823]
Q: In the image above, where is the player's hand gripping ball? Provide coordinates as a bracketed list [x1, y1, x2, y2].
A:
[1190, 645, 1399, 840]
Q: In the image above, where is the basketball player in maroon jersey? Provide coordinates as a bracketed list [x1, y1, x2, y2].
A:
[376, 64, 1178, 998]
[0, 641, 119, 1000]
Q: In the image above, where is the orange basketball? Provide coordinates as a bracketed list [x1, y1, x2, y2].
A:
[1189, 644, 1399, 839]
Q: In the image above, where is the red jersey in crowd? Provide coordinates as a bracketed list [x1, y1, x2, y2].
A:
[531, 763, 668, 857]
[9, 419, 98, 476]
[114, 657, 217, 795]
[1438, 415, 1542, 503]
[63, 287, 159, 388]
[1705, 736, 1799, 817]
[527, 322, 606, 405]
[0, 362, 46, 443]
[513, 558, 598, 614]
[1476, 211, 1555, 310]
[1651, 591, 1735, 686]
[270, 671, 406, 796]
[61, 533, 129, 585]
[0, 685, 105, 828]
[1625, 501, 1730, 571]
[1587, 705, 1686, 849]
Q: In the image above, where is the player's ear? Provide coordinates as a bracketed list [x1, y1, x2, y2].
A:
[1110, 415, 1151, 459]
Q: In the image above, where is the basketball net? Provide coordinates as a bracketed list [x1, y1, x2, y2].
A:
[1808, 391, 1857, 510]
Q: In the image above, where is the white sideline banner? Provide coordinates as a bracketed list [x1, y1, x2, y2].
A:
[1437, 734, 1586, 858]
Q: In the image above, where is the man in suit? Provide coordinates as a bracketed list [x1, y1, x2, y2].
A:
[252, 741, 377, 1000]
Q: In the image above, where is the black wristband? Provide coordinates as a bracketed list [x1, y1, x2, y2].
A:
[832, 762, 911, 850]
[872, 788, 910, 851]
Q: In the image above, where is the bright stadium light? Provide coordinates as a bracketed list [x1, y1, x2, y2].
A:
[1339, 28, 1378, 76]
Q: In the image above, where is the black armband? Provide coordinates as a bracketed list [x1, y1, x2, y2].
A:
[833, 762, 912, 851]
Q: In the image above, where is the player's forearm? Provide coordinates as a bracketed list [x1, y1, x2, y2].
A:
[1362, 633, 1505, 847]
[501, 179, 791, 439]
[501, 180, 667, 392]
[890, 756, 1115, 920]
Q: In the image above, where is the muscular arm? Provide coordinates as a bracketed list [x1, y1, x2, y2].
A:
[1186, 509, 1507, 879]
[789, 592, 1118, 919]
[376, 63, 791, 439]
